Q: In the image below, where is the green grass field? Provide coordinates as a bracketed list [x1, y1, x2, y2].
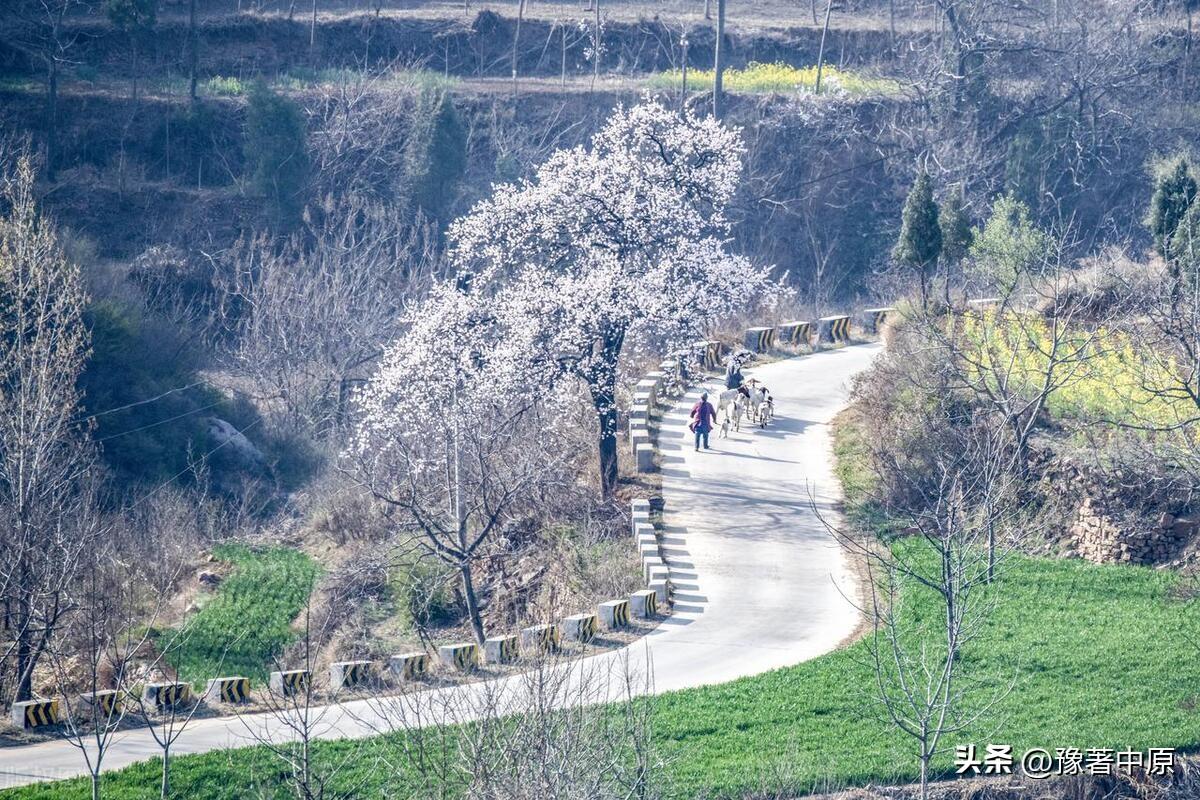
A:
[157, 542, 319, 686]
[8, 419, 1199, 799]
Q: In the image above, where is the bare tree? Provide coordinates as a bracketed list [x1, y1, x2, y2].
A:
[0, 150, 98, 704]
[213, 196, 433, 441]
[239, 589, 366, 800]
[350, 651, 666, 800]
[47, 553, 175, 800]
[825, 401, 1020, 798]
[0, 0, 88, 180]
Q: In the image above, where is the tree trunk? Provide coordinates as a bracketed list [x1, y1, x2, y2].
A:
[713, 0, 726, 118]
[310, 0, 318, 54]
[815, 0, 833, 94]
[160, 748, 171, 799]
[459, 562, 486, 645]
[888, 0, 896, 52]
[680, 36, 689, 111]
[188, 0, 199, 102]
[511, 0, 526, 92]
[591, 0, 601, 90]
[46, 58, 58, 182]
[91, 772, 100, 800]
[592, 385, 619, 499]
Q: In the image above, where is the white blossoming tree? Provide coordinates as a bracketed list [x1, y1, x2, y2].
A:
[448, 98, 774, 497]
[350, 281, 570, 644]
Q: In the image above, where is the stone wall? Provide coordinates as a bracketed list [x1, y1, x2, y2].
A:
[1067, 498, 1197, 565]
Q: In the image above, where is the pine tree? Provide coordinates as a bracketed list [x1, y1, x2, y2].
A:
[1168, 200, 1200, 282]
[893, 172, 943, 279]
[938, 184, 973, 266]
[243, 82, 310, 226]
[1147, 155, 1197, 258]
[405, 92, 467, 221]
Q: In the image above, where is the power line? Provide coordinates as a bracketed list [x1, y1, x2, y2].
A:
[78, 380, 209, 422]
[95, 398, 228, 443]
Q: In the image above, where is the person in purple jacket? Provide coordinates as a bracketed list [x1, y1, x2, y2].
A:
[689, 391, 718, 452]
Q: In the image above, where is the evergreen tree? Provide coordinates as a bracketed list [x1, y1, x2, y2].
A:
[968, 194, 1050, 291]
[1147, 155, 1197, 257]
[893, 172, 943, 283]
[938, 184, 973, 266]
[404, 92, 467, 221]
[243, 82, 310, 225]
[1168, 200, 1200, 282]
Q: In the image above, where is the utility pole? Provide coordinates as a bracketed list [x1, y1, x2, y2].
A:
[713, 0, 726, 119]
[680, 33, 689, 112]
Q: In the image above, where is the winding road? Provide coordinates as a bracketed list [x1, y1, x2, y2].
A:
[0, 343, 881, 790]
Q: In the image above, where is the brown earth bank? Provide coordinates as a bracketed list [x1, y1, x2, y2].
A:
[0, 10, 897, 82]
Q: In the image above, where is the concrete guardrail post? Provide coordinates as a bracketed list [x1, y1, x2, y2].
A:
[635, 377, 659, 409]
[817, 315, 851, 344]
[389, 652, 430, 682]
[269, 669, 310, 697]
[643, 555, 664, 581]
[966, 297, 1000, 313]
[484, 635, 519, 665]
[11, 699, 59, 729]
[520, 623, 560, 653]
[630, 425, 651, 455]
[204, 677, 251, 704]
[330, 660, 374, 691]
[743, 326, 775, 353]
[629, 589, 658, 618]
[648, 579, 669, 605]
[143, 682, 191, 710]
[635, 443, 655, 473]
[598, 599, 631, 630]
[858, 307, 895, 335]
[78, 690, 121, 720]
[776, 320, 812, 348]
[438, 642, 480, 671]
[631, 499, 650, 537]
[562, 613, 599, 643]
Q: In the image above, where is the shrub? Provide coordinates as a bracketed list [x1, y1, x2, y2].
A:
[243, 82, 310, 225]
[389, 555, 461, 632]
[403, 91, 467, 220]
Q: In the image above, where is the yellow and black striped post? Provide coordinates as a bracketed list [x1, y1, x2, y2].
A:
[438, 642, 480, 671]
[484, 635, 519, 665]
[629, 589, 658, 618]
[11, 699, 59, 729]
[204, 677, 251, 704]
[78, 690, 121, 720]
[330, 661, 374, 691]
[858, 307, 895, 335]
[775, 320, 812, 348]
[598, 599, 631, 630]
[389, 652, 430, 681]
[743, 327, 776, 353]
[563, 613, 599, 643]
[817, 315, 851, 345]
[143, 682, 191, 710]
[269, 669, 311, 698]
[520, 624, 561, 654]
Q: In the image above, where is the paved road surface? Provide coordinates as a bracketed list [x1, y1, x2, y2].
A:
[0, 343, 882, 789]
